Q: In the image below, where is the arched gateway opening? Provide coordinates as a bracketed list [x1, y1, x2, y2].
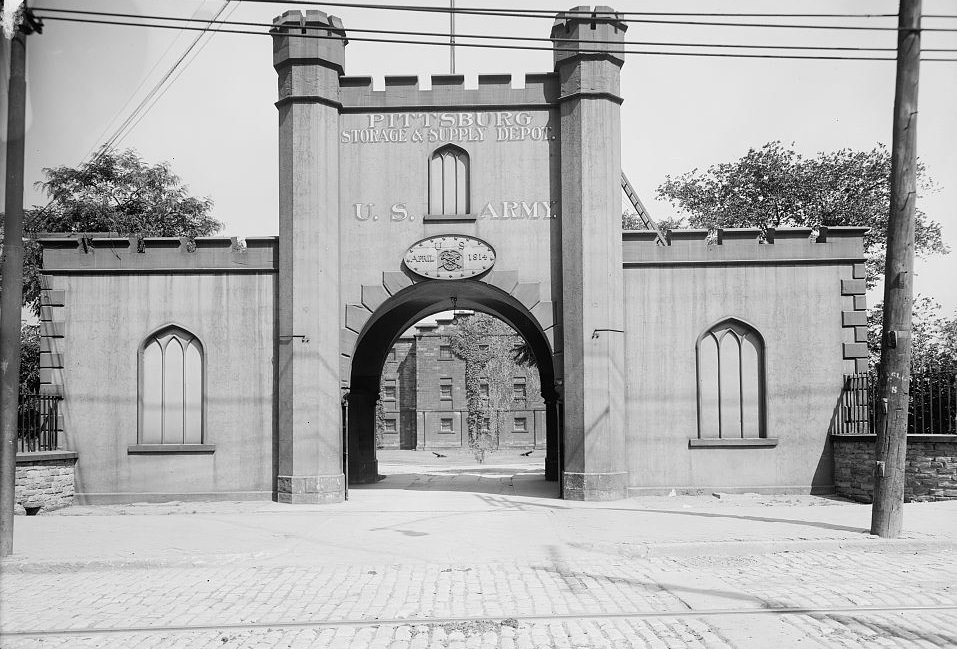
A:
[346, 280, 560, 491]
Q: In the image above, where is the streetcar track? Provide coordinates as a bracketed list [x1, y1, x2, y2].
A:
[3, 604, 956, 638]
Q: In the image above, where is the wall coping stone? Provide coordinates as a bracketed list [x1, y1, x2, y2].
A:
[16, 450, 78, 463]
[40, 236, 278, 273]
[831, 434, 957, 443]
[623, 227, 865, 266]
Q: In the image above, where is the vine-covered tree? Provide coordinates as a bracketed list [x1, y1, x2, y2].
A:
[656, 142, 948, 284]
[448, 313, 540, 463]
[1, 148, 221, 315]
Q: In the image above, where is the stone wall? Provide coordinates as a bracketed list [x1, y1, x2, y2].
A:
[832, 435, 957, 502]
[15, 451, 78, 514]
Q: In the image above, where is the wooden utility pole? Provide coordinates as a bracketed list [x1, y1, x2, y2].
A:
[871, 0, 921, 539]
[1, 5, 41, 557]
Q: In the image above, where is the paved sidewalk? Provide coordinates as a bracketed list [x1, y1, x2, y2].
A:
[2, 453, 956, 648]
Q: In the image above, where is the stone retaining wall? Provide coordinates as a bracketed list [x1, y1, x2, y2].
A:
[832, 435, 957, 502]
[15, 451, 78, 514]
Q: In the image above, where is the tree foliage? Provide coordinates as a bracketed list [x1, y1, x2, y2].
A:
[3, 149, 221, 315]
[19, 324, 40, 394]
[29, 149, 219, 236]
[447, 313, 540, 463]
[656, 142, 948, 283]
[868, 297, 957, 373]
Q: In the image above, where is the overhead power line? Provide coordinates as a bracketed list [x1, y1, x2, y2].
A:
[117, 1, 241, 149]
[194, 0, 957, 30]
[35, 14, 957, 62]
[38, 8, 957, 53]
[79, 0, 221, 164]
[95, 1, 235, 157]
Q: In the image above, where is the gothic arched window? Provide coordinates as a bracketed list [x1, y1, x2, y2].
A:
[696, 319, 765, 439]
[428, 145, 470, 215]
[139, 326, 204, 444]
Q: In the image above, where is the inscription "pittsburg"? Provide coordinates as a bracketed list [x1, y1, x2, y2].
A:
[341, 111, 556, 145]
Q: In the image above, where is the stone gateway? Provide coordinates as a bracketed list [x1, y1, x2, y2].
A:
[36, 7, 867, 505]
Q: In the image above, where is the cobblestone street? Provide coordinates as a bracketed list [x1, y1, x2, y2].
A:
[2, 456, 956, 648]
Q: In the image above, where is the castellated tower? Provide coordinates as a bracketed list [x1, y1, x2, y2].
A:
[553, 7, 628, 500]
[272, 11, 347, 504]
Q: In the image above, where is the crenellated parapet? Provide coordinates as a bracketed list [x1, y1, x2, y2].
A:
[271, 10, 347, 71]
[622, 227, 867, 266]
[339, 73, 559, 110]
[551, 6, 627, 66]
[40, 236, 278, 274]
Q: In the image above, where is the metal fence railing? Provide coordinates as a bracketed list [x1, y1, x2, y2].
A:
[835, 367, 957, 436]
[18, 393, 62, 452]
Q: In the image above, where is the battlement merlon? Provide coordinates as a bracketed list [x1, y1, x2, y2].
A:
[551, 6, 627, 69]
[339, 73, 559, 110]
[39, 236, 278, 274]
[621, 227, 868, 266]
[271, 10, 347, 74]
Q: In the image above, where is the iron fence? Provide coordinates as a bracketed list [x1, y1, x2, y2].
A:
[17, 393, 61, 452]
[835, 366, 956, 435]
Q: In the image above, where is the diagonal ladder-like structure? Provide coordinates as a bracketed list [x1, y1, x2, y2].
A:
[620, 171, 667, 245]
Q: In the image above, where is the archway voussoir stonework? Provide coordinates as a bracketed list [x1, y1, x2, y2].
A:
[340, 328, 358, 356]
[482, 270, 519, 294]
[345, 304, 372, 333]
[382, 271, 414, 295]
[361, 284, 390, 312]
[532, 301, 555, 331]
[340, 356, 352, 386]
[512, 283, 541, 310]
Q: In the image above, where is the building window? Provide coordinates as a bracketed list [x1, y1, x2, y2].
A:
[139, 326, 204, 444]
[387, 348, 397, 362]
[383, 419, 397, 433]
[513, 417, 528, 432]
[513, 378, 526, 400]
[382, 385, 396, 401]
[479, 381, 489, 399]
[440, 418, 454, 433]
[478, 344, 490, 354]
[481, 417, 491, 432]
[440, 383, 452, 400]
[439, 345, 453, 360]
[429, 144, 470, 215]
[696, 319, 766, 439]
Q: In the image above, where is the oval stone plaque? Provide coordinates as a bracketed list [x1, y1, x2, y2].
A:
[403, 235, 496, 280]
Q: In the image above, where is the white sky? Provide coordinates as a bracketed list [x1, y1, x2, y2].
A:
[2, 0, 956, 311]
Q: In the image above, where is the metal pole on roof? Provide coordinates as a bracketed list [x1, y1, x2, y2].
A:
[449, 0, 456, 74]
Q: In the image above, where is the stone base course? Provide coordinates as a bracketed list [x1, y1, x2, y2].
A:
[833, 435, 957, 502]
[14, 452, 77, 515]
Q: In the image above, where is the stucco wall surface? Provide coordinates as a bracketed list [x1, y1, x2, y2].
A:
[833, 435, 957, 502]
[338, 103, 560, 330]
[623, 253, 854, 494]
[43, 267, 276, 504]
